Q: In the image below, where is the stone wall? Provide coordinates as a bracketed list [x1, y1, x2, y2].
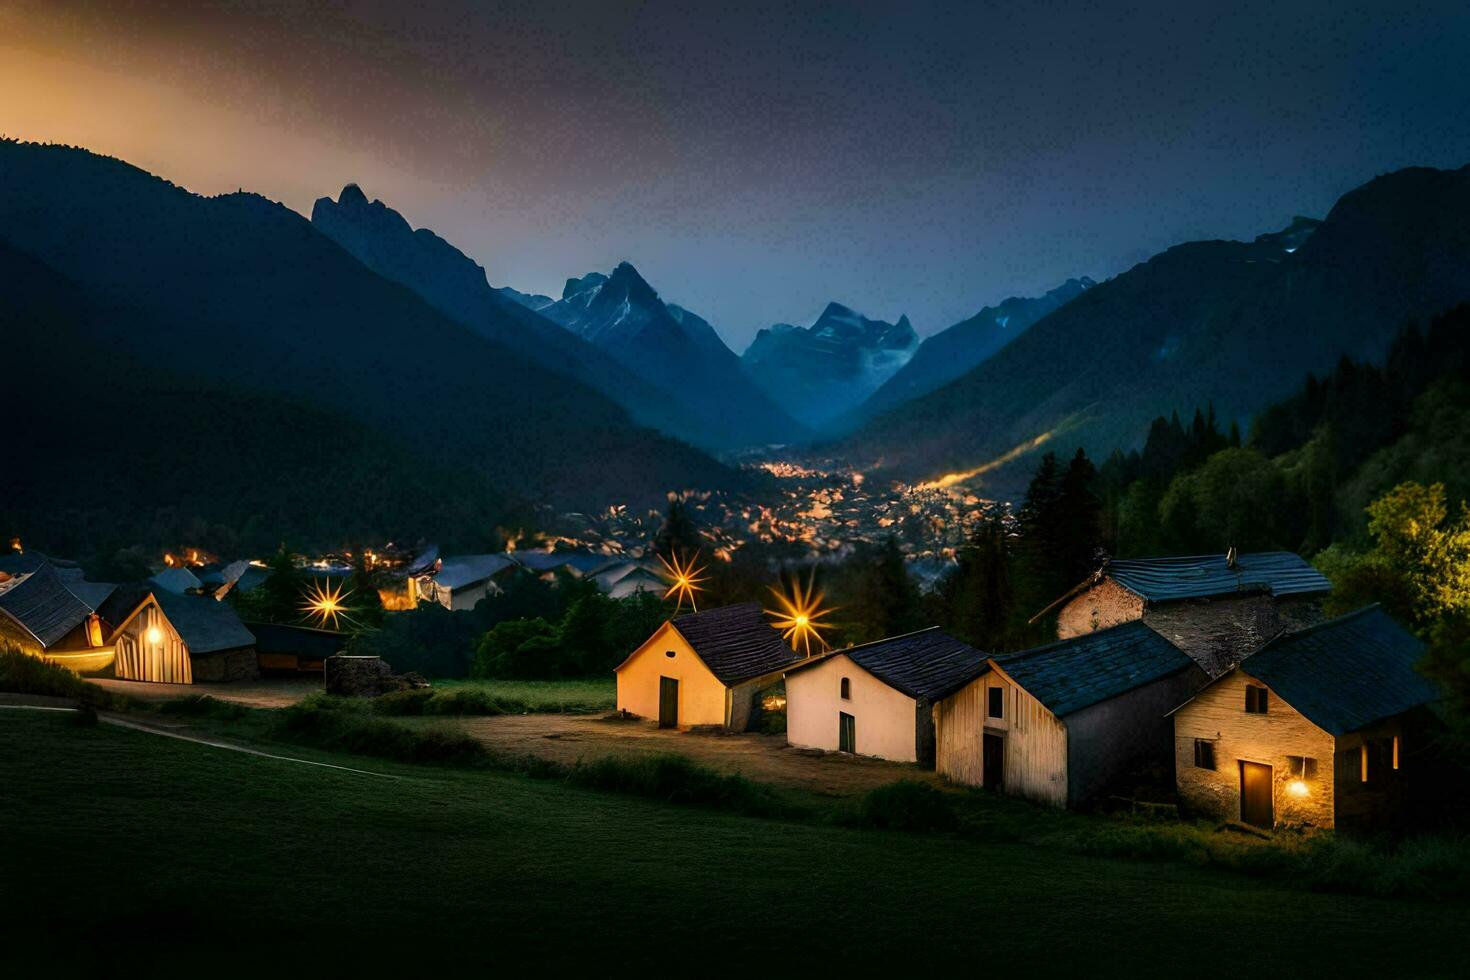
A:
[1057, 579, 1144, 639]
[191, 647, 260, 683]
[325, 655, 428, 696]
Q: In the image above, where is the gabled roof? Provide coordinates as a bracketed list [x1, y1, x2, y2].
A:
[0, 563, 93, 648]
[1104, 551, 1330, 603]
[65, 579, 117, 612]
[666, 602, 798, 685]
[993, 620, 1197, 718]
[433, 554, 516, 591]
[1237, 605, 1439, 735]
[151, 591, 257, 655]
[511, 550, 606, 575]
[787, 627, 989, 701]
[150, 566, 203, 595]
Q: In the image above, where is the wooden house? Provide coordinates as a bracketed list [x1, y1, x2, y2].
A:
[615, 602, 797, 731]
[785, 628, 988, 765]
[100, 587, 258, 683]
[1170, 605, 1440, 830]
[935, 620, 1208, 807]
[418, 554, 517, 611]
[0, 562, 113, 671]
[1038, 550, 1330, 676]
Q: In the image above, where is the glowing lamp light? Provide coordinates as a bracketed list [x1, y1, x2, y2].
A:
[145, 626, 162, 645]
[658, 551, 708, 613]
[766, 569, 835, 657]
[1287, 779, 1310, 799]
[301, 578, 354, 630]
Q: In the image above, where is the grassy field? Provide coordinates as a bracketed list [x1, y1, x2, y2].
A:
[2, 711, 1467, 976]
[428, 677, 615, 712]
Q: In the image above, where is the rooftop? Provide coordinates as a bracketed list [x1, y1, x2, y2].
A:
[1238, 605, 1439, 735]
[788, 627, 989, 701]
[0, 563, 93, 649]
[1105, 551, 1330, 603]
[993, 620, 1197, 717]
[433, 554, 516, 591]
[667, 602, 798, 685]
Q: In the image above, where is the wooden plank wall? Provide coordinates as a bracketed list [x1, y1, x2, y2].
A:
[114, 601, 192, 684]
[935, 672, 1069, 807]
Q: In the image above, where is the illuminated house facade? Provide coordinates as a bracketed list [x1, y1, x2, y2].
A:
[101, 587, 258, 684]
[1170, 606, 1439, 830]
[0, 561, 113, 671]
[785, 628, 988, 765]
[615, 603, 796, 731]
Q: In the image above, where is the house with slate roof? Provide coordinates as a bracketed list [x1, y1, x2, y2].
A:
[615, 602, 798, 731]
[935, 620, 1208, 807]
[1039, 550, 1331, 676]
[101, 586, 258, 683]
[417, 554, 518, 611]
[1170, 605, 1440, 830]
[0, 562, 111, 669]
[784, 628, 988, 765]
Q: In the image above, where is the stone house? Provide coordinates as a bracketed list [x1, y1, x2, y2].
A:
[935, 620, 1208, 807]
[615, 603, 797, 731]
[1039, 550, 1330, 676]
[1170, 605, 1439, 830]
[784, 628, 988, 765]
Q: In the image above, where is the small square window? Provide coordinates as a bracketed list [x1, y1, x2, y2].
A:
[840, 677, 851, 700]
[1287, 755, 1317, 779]
[1245, 685, 1268, 714]
[1193, 739, 1216, 770]
[987, 686, 1004, 719]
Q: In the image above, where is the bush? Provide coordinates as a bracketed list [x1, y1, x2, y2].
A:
[274, 702, 487, 766]
[858, 781, 959, 833]
[566, 754, 797, 819]
[345, 603, 482, 678]
[371, 687, 527, 717]
[0, 644, 116, 708]
[474, 617, 558, 679]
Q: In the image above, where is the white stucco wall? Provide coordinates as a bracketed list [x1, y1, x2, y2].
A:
[786, 653, 918, 763]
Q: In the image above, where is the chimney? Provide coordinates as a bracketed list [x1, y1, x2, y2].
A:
[1225, 545, 1239, 569]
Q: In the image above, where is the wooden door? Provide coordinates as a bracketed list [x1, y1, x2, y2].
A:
[1240, 761, 1274, 828]
[658, 676, 679, 728]
[839, 712, 855, 753]
[983, 732, 1004, 789]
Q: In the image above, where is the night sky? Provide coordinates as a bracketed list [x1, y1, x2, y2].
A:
[4, 1, 1470, 348]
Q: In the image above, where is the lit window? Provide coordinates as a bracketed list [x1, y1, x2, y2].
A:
[1245, 685, 1268, 714]
[1360, 744, 1369, 782]
[840, 677, 851, 700]
[1392, 735, 1400, 770]
[987, 686, 1004, 719]
[1193, 739, 1216, 770]
[1287, 755, 1317, 779]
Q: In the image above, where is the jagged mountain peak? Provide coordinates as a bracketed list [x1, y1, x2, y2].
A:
[337, 182, 368, 207]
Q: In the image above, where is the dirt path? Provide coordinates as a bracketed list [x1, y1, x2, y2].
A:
[90, 677, 321, 708]
[452, 714, 939, 797]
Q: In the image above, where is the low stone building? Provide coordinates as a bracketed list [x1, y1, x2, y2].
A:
[615, 603, 797, 731]
[935, 620, 1208, 807]
[1170, 605, 1439, 830]
[784, 628, 988, 765]
[1040, 550, 1330, 676]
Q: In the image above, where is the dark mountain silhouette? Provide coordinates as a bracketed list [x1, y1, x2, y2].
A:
[848, 277, 1095, 427]
[311, 185, 742, 450]
[540, 262, 804, 446]
[0, 140, 737, 532]
[836, 165, 1470, 497]
[741, 303, 919, 428]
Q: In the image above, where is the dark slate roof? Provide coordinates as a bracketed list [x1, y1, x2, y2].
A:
[670, 602, 798, 684]
[993, 620, 1197, 718]
[152, 591, 257, 655]
[1239, 605, 1439, 735]
[248, 621, 349, 658]
[98, 583, 153, 632]
[788, 627, 989, 701]
[0, 550, 79, 577]
[66, 579, 117, 612]
[150, 566, 203, 594]
[0, 563, 92, 648]
[434, 554, 516, 590]
[1106, 551, 1330, 603]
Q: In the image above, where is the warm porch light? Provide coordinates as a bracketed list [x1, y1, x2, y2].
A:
[145, 626, 162, 645]
[301, 578, 354, 629]
[1286, 779, 1310, 798]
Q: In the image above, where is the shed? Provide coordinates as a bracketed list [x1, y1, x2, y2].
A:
[104, 588, 258, 683]
[785, 628, 988, 764]
[1170, 605, 1440, 830]
[419, 554, 517, 611]
[1043, 550, 1331, 676]
[935, 620, 1208, 807]
[249, 621, 348, 674]
[614, 602, 797, 730]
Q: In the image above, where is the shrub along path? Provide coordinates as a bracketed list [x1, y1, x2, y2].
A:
[3, 710, 1466, 975]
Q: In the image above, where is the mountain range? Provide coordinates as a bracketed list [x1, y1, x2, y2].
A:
[0, 140, 738, 551]
[741, 304, 920, 428]
[833, 165, 1470, 496]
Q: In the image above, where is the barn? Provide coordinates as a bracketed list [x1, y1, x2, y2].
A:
[1170, 605, 1440, 830]
[615, 602, 797, 731]
[1040, 550, 1330, 676]
[935, 620, 1208, 807]
[101, 587, 259, 683]
[785, 628, 988, 765]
